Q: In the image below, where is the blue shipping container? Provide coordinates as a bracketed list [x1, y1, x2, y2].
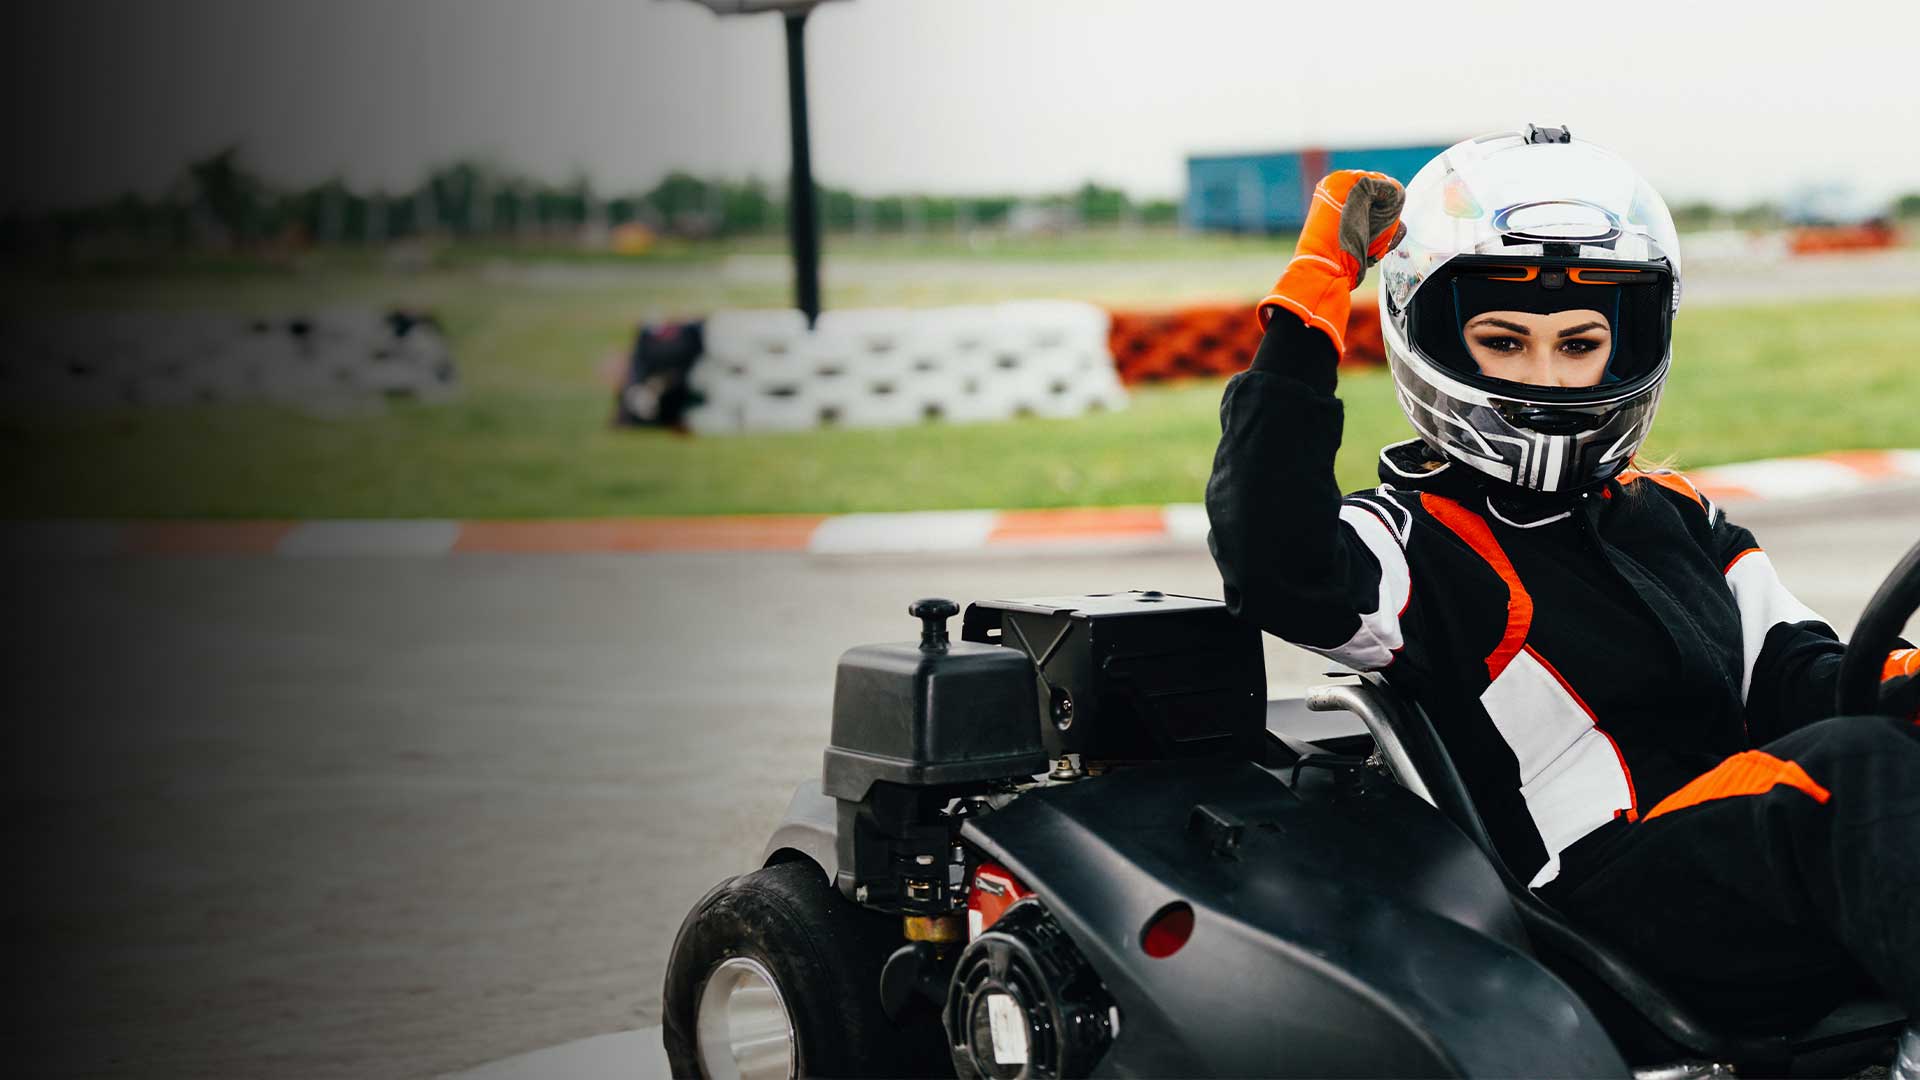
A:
[1186, 143, 1452, 233]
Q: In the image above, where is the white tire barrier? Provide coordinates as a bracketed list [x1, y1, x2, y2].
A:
[3, 309, 459, 415]
[685, 302, 1127, 434]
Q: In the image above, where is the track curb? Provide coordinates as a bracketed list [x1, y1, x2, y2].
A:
[7, 449, 1917, 558]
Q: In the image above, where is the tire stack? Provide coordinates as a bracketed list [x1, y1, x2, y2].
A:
[0, 309, 459, 416]
[1106, 295, 1387, 384]
[685, 302, 1128, 435]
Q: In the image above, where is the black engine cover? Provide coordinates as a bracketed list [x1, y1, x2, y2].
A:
[960, 591, 1265, 763]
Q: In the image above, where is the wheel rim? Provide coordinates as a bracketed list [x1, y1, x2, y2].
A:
[695, 956, 797, 1080]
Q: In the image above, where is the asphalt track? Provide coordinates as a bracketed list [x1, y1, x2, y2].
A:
[10, 483, 1918, 1078]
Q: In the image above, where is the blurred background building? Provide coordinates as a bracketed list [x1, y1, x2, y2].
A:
[1185, 142, 1453, 233]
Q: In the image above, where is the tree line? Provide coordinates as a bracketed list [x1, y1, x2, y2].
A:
[4, 147, 1184, 256]
[8, 146, 1917, 258]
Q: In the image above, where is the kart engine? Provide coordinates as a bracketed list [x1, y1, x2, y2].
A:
[822, 598, 1047, 917]
[817, 591, 1267, 1068]
[812, 593, 1266, 1076]
[821, 592, 1266, 920]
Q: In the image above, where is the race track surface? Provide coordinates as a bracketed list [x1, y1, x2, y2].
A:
[10, 486, 1917, 1077]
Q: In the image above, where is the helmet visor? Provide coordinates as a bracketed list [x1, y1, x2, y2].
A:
[1409, 255, 1674, 402]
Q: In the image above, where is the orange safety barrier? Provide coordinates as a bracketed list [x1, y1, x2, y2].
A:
[1786, 223, 1900, 255]
[1108, 295, 1387, 384]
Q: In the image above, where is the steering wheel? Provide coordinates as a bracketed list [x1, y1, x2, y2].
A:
[1835, 536, 1920, 716]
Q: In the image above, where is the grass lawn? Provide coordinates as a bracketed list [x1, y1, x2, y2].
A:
[5, 254, 1918, 520]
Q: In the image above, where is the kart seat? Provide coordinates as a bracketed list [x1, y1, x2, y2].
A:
[1302, 676, 1907, 1076]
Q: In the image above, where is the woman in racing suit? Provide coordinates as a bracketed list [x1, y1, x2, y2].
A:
[1204, 130, 1920, 1047]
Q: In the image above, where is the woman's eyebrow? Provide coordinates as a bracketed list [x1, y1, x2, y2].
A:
[1467, 317, 1532, 334]
[1557, 321, 1608, 337]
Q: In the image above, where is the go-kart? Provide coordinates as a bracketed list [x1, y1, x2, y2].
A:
[663, 539, 1920, 1079]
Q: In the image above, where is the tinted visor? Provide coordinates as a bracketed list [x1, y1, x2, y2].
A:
[1409, 256, 1674, 395]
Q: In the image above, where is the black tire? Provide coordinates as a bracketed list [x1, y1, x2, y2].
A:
[662, 860, 949, 1078]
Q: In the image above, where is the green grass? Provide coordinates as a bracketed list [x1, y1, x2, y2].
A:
[1645, 300, 1920, 465]
[5, 259, 1918, 520]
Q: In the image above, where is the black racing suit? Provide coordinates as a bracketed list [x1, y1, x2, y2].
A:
[1205, 314, 1920, 1026]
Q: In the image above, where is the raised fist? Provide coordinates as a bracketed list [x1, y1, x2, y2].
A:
[1256, 170, 1406, 355]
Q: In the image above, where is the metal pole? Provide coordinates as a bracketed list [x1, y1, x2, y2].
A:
[784, 10, 821, 326]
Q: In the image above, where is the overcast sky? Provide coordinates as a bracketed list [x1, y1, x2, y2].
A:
[12, 0, 1920, 210]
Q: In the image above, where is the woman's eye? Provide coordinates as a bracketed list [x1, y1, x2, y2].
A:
[1561, 339, 1604, 356]
[1475, 336, 1521, 353]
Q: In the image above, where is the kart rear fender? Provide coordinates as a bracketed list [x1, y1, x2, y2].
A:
[760, 779, 839, 885]
[961, 759, 1630, 1078]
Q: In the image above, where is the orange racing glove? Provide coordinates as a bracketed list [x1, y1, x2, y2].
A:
[1256, 170, 1406, 357]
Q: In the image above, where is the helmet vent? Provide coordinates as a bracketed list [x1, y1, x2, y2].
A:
[1525, 124, 1573, 145]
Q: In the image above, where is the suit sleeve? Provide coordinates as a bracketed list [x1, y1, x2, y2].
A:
[1710, 510, 1848, 740]
[1204, 317, 1415, 671]
[1703, 495, 1919, 735]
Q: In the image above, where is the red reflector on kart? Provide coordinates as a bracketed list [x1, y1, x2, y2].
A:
[967, 862, 1033, 940]
[1141, 901, 1194, 958]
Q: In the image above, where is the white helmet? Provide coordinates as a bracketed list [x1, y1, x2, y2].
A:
[1379, 126, 1682, 493]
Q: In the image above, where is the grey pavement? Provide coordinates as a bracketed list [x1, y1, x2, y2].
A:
[9, 489, 1918, 1078]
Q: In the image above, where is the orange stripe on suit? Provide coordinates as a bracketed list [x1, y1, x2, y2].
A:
[1642, 750, 1832, 822]
[1618, 468, 1705, 509]
[1420, 493, 1533, 680]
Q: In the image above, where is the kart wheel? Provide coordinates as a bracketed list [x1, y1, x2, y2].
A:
[662, 860, 946, 1079]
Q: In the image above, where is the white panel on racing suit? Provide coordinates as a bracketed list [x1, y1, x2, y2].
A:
[1480, 646, 1636, 888]
[1295, 505, 1412, 672]
[1724, 548, 1827, 702]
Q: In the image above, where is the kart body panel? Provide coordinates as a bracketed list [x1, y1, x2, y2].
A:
[957, 758, 1630, 1078]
